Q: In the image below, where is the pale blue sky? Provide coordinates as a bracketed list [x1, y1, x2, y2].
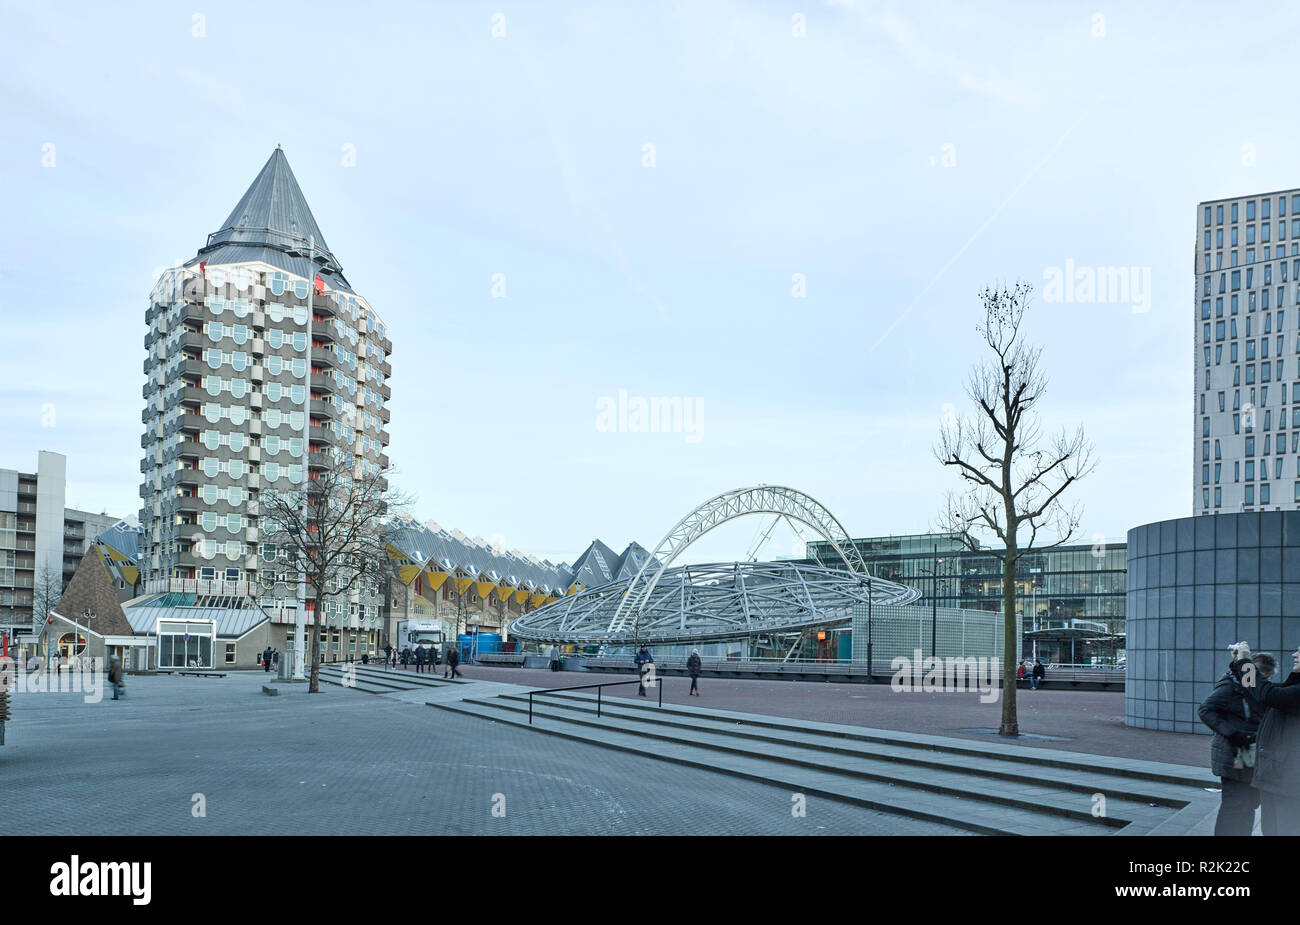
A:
[2, 0, 1298, 566]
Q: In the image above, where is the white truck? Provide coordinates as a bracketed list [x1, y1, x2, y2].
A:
[395, 620, 445, 660]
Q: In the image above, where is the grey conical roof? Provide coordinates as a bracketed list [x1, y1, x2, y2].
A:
[193, 148, 351, 290]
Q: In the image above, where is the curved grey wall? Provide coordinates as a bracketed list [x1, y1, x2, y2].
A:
[1126, 511, 1300, 733]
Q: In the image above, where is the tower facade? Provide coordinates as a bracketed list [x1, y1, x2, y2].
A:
[1197, 189, 1300, 514]
[139, 149, 392, 633]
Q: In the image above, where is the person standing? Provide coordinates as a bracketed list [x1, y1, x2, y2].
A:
[384, 643, 393, 668]
[445, 644, 461, 679]
[634, 645, 654, 696]
[1030, 659, 1045, 691]
[414, 643, 426, 674]
[272, 649, 280, 673]
[1199, 650, 1273, 835]
[263, 645, 273, 673]
[687, 648, 702, 697]
[108, 655, 124, 701]
[401, 645, 411, 670]
[1232, 647, 1300, 835]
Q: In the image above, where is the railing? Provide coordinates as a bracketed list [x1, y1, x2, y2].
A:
[527, 676, 663, 724]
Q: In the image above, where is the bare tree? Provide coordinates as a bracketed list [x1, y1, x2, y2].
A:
[31, 564, 64, 656]
[936, 281, 1094, 736]
[259, 448, 410, 693]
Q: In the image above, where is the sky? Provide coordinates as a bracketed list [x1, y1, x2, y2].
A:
[2, 0, 1298, 567]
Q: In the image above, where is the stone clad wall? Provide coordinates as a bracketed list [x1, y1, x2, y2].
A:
[1126, 511, 1300, 734]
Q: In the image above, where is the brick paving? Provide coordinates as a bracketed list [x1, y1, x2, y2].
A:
[1, 672, 961, 835]
[457, 664, 1209, 768]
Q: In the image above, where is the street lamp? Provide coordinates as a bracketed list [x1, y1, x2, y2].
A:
[76, 608, 95, 668]
[916, 544, 944, 659]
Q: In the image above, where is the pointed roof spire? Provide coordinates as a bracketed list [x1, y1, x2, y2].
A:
[197, 148, 345, 282]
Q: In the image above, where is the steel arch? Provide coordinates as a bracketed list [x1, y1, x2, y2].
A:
[508, 560, 919, 646]
[607, 485, 869, 635]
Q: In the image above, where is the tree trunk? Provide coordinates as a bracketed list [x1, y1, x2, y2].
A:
[308, 611, 321, 693]
[999, 541, 1019, 736]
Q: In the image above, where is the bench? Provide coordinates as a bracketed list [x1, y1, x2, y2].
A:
[476, 653, 527, 666]
[175, 670, 227, 678]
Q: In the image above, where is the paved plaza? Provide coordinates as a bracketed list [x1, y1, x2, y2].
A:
[2, 670, 965, 836]
[406, 663, 1208, 766]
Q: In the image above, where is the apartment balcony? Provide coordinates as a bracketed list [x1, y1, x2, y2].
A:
[379, 406, 390, 424]
[310, 373, 334, 393]
[178, 441, 200, 461]
[308, 426, 335, 446]
[182, 359, 207, 380]
[378, 453, 390, 470]
[182, 304, 207, 325]
[379, 358, 392, 378]
[310, 399, 335, 419]
[180, 386, 206, 407]
[310, 347, 335, 369]
[177, 495, 203, 513]
[312, 324, 335, 343]
[177, 468, 200, 488]
[249, 418, 262, 436]
[250, 337, 265, 356]
[182, 330, 207, 352]
[312, 299, 335, 319]
[179, 411, 202, 434]
[379, 384, 391, 401]
[251, 364, 264, 383]
[248, 446, 261, 463]
[250, 392, 263, 410]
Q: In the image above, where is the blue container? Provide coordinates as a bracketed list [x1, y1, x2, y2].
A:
[459, 633, 503, 656]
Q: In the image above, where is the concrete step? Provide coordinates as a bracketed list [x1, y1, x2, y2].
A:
[435, 697, 1106, 836]
[511, 692, 1205, 807]
[333, 665, 473, 688]
[475, 695, 1175, 832]
[534, 691, 1215, 789]
[318, 667, 447, 693]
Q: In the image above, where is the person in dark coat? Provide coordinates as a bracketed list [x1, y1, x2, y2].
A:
[384, 644, 392, 667]
[687, 648, 702, 696]
[401, 646, 411, 669]
[107, 655, 124, 701]
[445, 645, 461, 679]
[634, 645, 654, 696]
[1232, 648, 1300, 835]
[1199, 652, 1275, 835]
[263, 646, 273, 673]
[1030, 659, 1045, 690]
[414, 644, 426, 674]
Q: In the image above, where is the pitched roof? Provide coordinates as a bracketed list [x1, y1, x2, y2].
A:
[51, 551, 134, 636]
[193, 148, 352, 291]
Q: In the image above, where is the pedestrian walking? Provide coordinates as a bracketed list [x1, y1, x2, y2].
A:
[108, 655, 124, 701]
[272, 649, 280, 673]
[1232, 645, 1300, 834]
[384, 644, 393, 668]
[687, 648, 702, 696]
[1030, 659, 1045, 690]
[445, 644, 461, 679]
[634, 644, 654, 696]
[263, 645, 273, 673]
[1199, 645, 1273, 835]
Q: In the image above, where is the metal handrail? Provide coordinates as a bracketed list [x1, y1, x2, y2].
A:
[527, 675, 663, 724]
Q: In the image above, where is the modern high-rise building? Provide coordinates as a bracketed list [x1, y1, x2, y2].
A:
[0, 450, 128, 640]
[1196, 189, 1300, 514]
[139, 148, 393, 635]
